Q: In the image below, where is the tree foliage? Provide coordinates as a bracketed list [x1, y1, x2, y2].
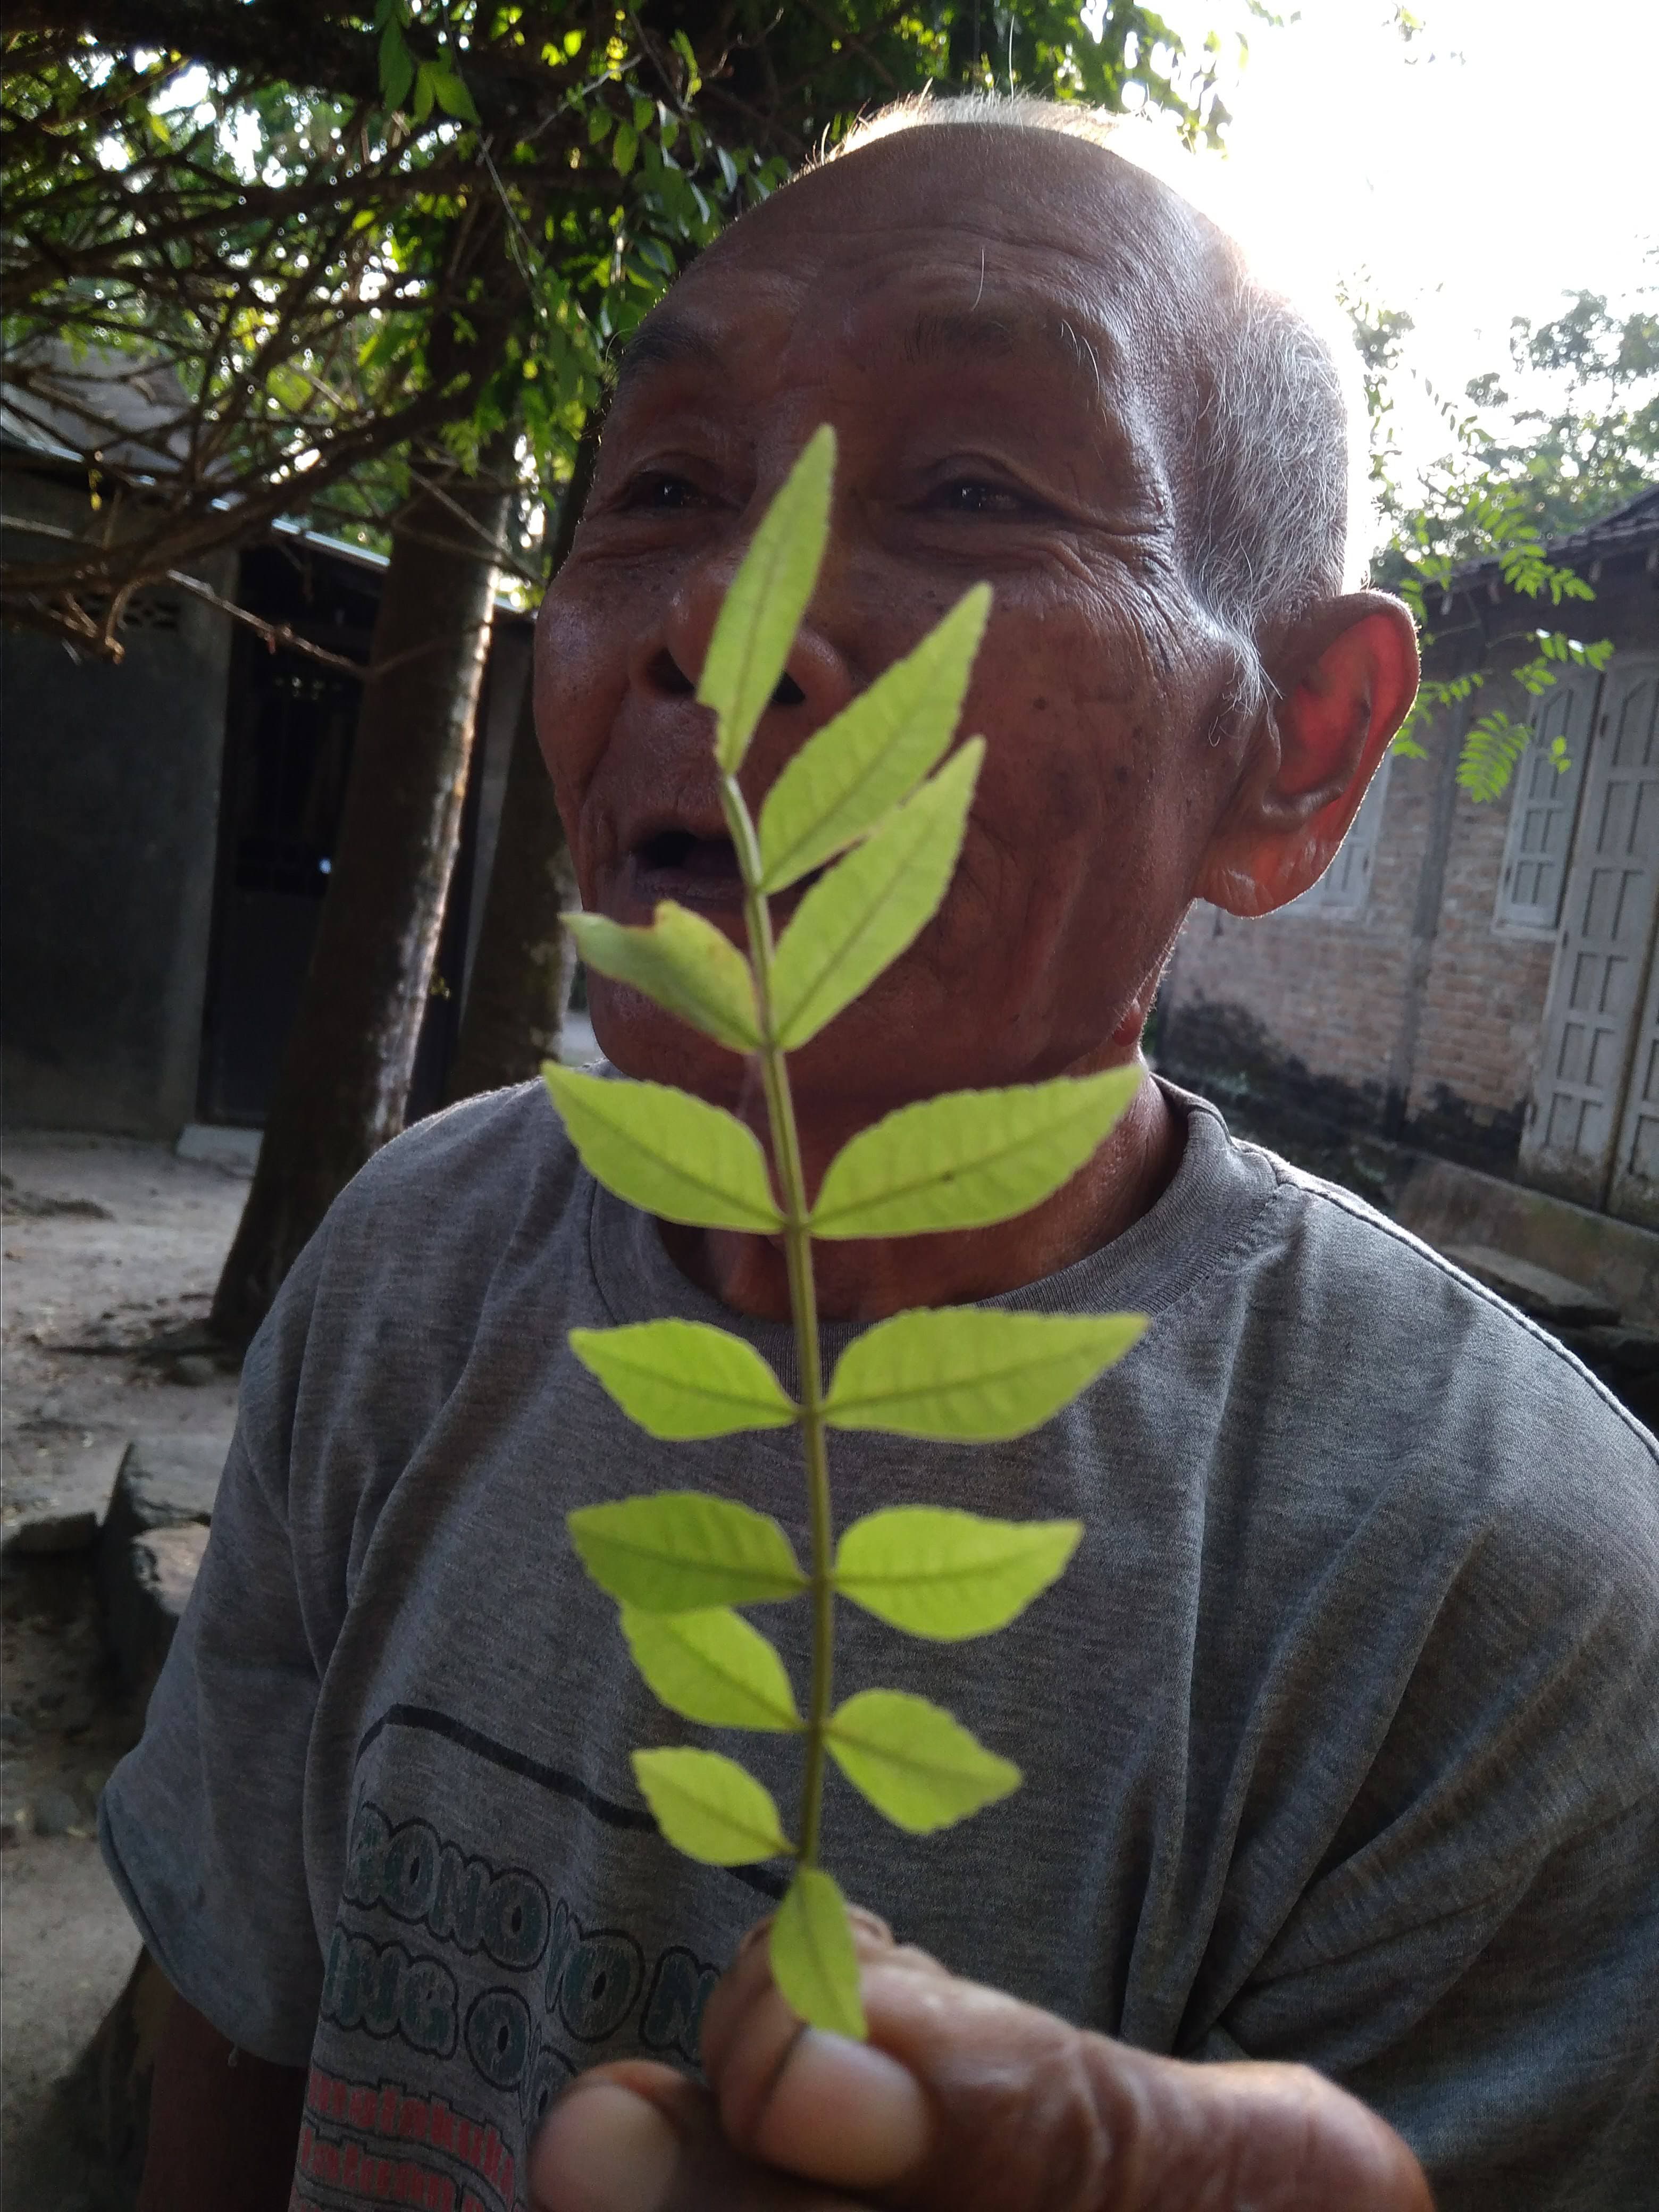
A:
[3, 0, 1237, 652]
[1348, 274, 1657, 799]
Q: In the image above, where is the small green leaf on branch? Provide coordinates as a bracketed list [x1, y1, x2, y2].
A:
[768, 740, 983, 1051]
[769, 1866, 867, 2039]
[378, 24, 415, 108]
[542, 1066, 781, 1231]
[571, 1321, 797, 1439]
[811, 1068, 1141, 1239]
[622, 1605, 803, 1730]
[568, 1492, 806, 1611]
[757, 585, 991, 892]
[834, 1507, 1083, 1639]
[430, 64, 479, 124]
[827, 1690, 1020, 1833]
[698, 426, 835, 773]
[632, 1747, 792, 1865]
[823, 1307, 1145, 1439]
[565, 905, 759, 1052]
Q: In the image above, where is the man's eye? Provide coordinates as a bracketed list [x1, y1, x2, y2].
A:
[929, 478, 1033, 517]
[621, 471, 707, 512]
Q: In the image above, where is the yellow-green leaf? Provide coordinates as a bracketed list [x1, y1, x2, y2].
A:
[632, 1747, 791, 1865]
[768, 740, 983, 1051]
[827, 1689, 1020, 1833]
[834, 1507, 1083, 1639]
[621, 1605, 802, 1730]
[698, 425, 835, 773]
[811, 1067, 1141, 1240]
[823, 1307, 1145, 1440]
[542, 1065, 781, 1231]
[769, 1866, 866, 2039]
[570, 1321, 797, 1439]
[566, 904, 759, 1054]
[430, 63, 479, 124]
[568, 1492, 806, 1611]
[756, 585, 991, 893]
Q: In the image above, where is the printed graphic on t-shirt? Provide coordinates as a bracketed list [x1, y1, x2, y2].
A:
[292, 1702, 775, 2210]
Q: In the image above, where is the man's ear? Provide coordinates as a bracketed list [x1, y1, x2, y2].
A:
[1194, 594, 1420, 919]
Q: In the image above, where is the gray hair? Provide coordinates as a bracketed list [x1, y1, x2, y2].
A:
[825, 93, 1365, 728]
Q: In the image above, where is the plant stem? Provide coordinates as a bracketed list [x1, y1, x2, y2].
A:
[720, 777, 835, 1871]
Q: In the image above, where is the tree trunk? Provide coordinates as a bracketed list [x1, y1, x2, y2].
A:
[210, 436, 514, 1346]
[442, 431, 596, 1103]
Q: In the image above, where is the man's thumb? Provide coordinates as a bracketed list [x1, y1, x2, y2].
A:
[699, 1920, 1432, 2211]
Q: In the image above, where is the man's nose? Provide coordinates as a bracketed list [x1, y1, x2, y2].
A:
[653, 537, 858, 774]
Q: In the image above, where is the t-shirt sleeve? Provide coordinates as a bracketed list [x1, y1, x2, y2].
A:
[1196, 1369, 1659, 2212]
[99, 1230, 332, 2067]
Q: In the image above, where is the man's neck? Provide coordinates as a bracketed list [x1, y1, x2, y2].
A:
[657, 1061, 1183, 1323]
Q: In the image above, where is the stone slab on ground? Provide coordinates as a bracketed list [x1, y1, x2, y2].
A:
[173, 1122, 258, 1172]
[1564, 1324, 1659, 1376]
[0, 1835, 145, 2212]
[1, 1432, 127, 1558]
[97, 1434, 225, 1558]
[102, 1524, 211, 1696]
[1443, 1243, 1622, 1327]
[94, 1435, 227, 1689]
[1397, 1154, 1659, 1325]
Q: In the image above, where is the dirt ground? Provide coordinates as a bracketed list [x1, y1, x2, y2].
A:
[2, 1133, 248, 2207]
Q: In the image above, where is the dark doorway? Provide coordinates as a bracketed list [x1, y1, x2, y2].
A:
[198, 534, 480, 1126]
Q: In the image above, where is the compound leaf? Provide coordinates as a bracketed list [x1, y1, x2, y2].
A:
[769, 740, 983, 1051]
[827, 1690, 1020, 1834]
[570, 1321, 797, 1439]
[543, 1066, 781, 1231]
[632, 1747, 791, 1865]
[698, 425, 835, 774]
[823, 1307, 1145, 1440]
[566, 905, 759, 1054]
[834, 1507, 1083, 1640]
[757, 585, 991, 892]
[568, 1492, 806, 1611]
[622, 1605, 802, 1731]
[811, 1067, 1141, 1240]
[770, 1866, 866, 2039]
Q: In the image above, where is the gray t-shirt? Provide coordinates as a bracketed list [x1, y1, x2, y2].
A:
[102, 1079, 1659, 2212]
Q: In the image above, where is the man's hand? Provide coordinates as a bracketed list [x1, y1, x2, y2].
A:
[529, 1911, 1432, 2212]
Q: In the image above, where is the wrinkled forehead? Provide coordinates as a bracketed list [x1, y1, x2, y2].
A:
[616, 127, 1235, 437]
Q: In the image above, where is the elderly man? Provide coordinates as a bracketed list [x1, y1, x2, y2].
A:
[107, 99, 1657, 2212]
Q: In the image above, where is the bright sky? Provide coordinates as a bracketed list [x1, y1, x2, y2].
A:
[1141, 0, 1658, 483]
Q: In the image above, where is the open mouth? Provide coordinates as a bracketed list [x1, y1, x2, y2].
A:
[628, 826, 743, 903]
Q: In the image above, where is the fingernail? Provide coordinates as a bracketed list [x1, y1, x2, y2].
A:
[755, 2030, 930, 2188]
[530, 2083, 679, 2212]
[736, 1914, 776, 1957]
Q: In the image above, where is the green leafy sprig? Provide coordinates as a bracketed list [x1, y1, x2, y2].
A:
[543, 426, 1145, 2037]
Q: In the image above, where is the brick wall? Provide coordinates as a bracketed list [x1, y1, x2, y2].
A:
[1159, 665, 1557, 1176]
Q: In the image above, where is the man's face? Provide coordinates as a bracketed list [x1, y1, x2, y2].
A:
[537, 126, 1244, 1112]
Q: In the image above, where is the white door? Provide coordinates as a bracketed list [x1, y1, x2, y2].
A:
[1522, 655, 1659, 1210]
[1606, 659, 1659, 1224]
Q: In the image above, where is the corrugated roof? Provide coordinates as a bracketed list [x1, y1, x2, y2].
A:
[1452, 480, 1659, 589]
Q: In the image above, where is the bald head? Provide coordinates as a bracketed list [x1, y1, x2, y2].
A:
[641, 100, 1355, 720]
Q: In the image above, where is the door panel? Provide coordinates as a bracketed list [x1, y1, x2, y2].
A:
[1493, 671, 1596, 930]
[1605, 659, 1659, 1224]
[1522, 655, 1659, 1209]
